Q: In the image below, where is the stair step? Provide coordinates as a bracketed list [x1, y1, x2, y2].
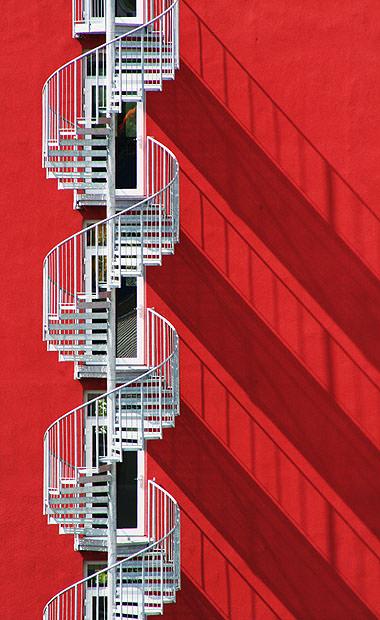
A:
[46, 333, 107, 342]
[113, 431, 161, 441]
[60, 138, 108, 146]
[116, 406, 174, 413]
[115, 418, 174, 427]
[59, 182, 106, 189]
[77, 291, 110, 300]
[48, 148, 106, 156]
[77, 473, 110, 484]
[114, 40, 167, 49]
[54, 170, 107, 178]
[48, 495, 109, 505]
[48, 506, 108, 515]
[69, 127, 110, 136]
[46, 160, 107, 169]
[49, 312, 108, 329]
[52, 344, 107, 353]
[53, 305, 109, 314]
[113, 63, 172, 73]
[60, 484, 109, 494]
[52, 516, 108, 525]
[62, 299, 110, 309]
[47, 321, 107, 330]
[115, 49, 172, 56]
[72, 526, 109, 535]
[116, 404, 174, 411]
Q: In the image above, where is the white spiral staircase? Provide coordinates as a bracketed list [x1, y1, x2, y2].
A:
[42, 1, 180, 618]
[43, 137, 179, 362]
[44, 481, 180, 619]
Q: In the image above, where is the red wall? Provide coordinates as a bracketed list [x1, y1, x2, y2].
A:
[1, 0, 380, 618]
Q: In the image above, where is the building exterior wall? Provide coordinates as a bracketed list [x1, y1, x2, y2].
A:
[1, 0, 379, 618]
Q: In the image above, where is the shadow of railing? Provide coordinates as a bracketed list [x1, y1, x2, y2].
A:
[149, 401, 379, 619]
[179, 339, 380, 605]
[178, 168, 380, 446]
[149, 60, 380, 369]
[148, 232, 380, 536]
[148, 10, 380, 370]
[167, 571, 229, 620]
[146, 5, 380, 617]
[180, 0, 380, 277]
[176, 513, 291, 620]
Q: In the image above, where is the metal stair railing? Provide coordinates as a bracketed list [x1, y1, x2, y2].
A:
[43, 0, 179, 180]
[43, 481, 180, 620]
[43, 309, 179, 532]
[43, 137, 179, 360]
[43, 1, 181, 617]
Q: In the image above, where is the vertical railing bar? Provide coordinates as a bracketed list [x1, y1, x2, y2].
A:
[96, 48, 99, 124]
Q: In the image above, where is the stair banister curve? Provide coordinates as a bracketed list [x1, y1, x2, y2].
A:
[42, 0, 179, 196]
[44, 309, 179, 530]
[43, 481, 180, 620]
[42, 0, 181, 617]
[43, 137, 179, 362]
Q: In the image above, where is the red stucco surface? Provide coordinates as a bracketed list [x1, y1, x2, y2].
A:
[1, 1, 379, 618]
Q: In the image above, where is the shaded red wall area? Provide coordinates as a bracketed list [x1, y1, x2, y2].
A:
[147, 1, 380, 619]
[0, 0, 379, 618]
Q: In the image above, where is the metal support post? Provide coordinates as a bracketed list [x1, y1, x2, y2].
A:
[106, 1, 117, 617]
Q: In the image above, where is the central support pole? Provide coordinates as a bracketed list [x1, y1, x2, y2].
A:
[106, 0, 117, 616]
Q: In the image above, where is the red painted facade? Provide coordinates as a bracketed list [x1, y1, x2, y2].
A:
[1, 0, 380, 618]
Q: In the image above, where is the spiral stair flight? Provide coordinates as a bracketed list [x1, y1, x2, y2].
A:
[42, 1, 181, 618]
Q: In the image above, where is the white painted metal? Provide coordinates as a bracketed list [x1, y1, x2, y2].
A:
[43, 481, 180, 620]
[106, 1, 118, 603]
[44, 309, 179, 537]
[43, 0, 179, 204]
[42, 1, 180, 617]
[43, 138, 179, 362]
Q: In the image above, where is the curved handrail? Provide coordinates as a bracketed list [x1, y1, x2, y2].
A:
[43, 480, 180, 618]
[43, 0, 178, 91]
[44, 309, 177, 439]
[42, 0, 179, 163]
[42, 2, 181, 617]
[44, 310, 177, 438]
[43, 137, 179, 338]
[43, 308, 179, 509]
[44, 138, 178, 262]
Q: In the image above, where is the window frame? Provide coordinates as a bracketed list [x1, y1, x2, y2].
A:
[84, 390, 147, 541]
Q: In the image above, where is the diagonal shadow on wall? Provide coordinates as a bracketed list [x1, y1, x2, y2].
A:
[150, 402, 377, 620]
[177, 168, 379, 445]
[148, 233, 380, 536]
[164, 572, 229, 620]
[148, 63, 380, 370]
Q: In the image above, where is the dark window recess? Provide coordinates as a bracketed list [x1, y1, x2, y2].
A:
[90, 255, 107, 355]
[117, 451, 138, 529]
[92, 426, 107, 467]
[116, 277, 137, 358]
[91, 0, 105, 19]
[91, 85, 107, 184]
[86, 563, 107, 579]
[116, 0, 137, 17]
[116, 103, 137, 189]
[91, 427, 108, 529]
[87, 56, 106, 78]
[91, 85, 107, 118]
[92, 597, 106, 620]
